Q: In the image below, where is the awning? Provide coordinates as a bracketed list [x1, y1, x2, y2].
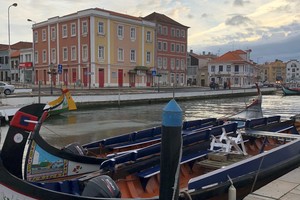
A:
[19, 62, 33, 69]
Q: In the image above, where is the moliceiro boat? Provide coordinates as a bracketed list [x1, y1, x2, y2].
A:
[47, 88, 77, 115]
[282, 85, 300, 95]
[1, 101, 300, 199]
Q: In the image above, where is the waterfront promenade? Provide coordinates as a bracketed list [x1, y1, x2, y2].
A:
[0, 87, 276, 107]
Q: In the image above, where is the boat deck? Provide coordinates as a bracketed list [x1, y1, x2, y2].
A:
[243, 129, 300, 141]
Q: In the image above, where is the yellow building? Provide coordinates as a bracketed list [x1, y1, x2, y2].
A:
[33, 8, 156, 87]
[261, 60, 286, 83]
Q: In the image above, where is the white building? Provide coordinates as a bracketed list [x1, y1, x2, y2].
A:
[286, 60, 300, 83]
[208, 49, 256, 88]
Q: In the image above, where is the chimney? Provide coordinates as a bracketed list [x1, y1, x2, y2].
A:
[203, 51, 205, 55]
[190, 49, 193, 53]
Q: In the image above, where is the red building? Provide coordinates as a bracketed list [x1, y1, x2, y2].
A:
[143, 12, 189, 86]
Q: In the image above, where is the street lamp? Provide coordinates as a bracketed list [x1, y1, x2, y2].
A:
[27, 18, 36, 84]
[48, 63, 56, 95]
[8, 3, 17, 82]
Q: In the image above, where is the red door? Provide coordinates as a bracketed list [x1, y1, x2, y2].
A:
[43, 70, 47, 85]
[72, 69, 76, 83]
[98, 69, 104, 88]
[118, 69, 123, 87]
[63, 69, 68, 86]
[83, 68, 88, 87]
[35, 70, 38, 85]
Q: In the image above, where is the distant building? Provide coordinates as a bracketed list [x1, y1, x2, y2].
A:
[0, 42, 32, 82]
[260, 59, 286, 83]
[187, 50, 217, 86]
[286, 60, 300, 83]
[143, 12, 189, 87]
[208, 49, 256, 88]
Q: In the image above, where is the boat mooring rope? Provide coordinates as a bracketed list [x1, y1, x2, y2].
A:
[250, 155, 265, 193]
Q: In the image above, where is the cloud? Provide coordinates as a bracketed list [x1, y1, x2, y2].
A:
[233, 0, 251, 6]
[225, 15, 253, 26]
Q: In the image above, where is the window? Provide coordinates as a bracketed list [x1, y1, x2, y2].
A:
[211, 65, 215, 72]
[130, 50, 136, 62]
[234, 65, 239, 73]
[34, 31, 38, 43]
[176, 44, 180, 52]
[171, 58, 175, 70]
[163, 57, 167, 69]
[176, 59, 180, 70]
[181, 59, 185, 70]
[82, 45, 88, 61]
[171, 28, 175, 37]
[130, 27, 136, 40]
[51, 48, 56, 63]
[171, 43, 175, 52]
[62, 25, 67, 38]
[118, 48, 124, 61]
[163, 42, 167, 51]
[42, 29, 46, 41]
[176, 29, 180, 37]
[146, 31, 151, 42]
[181, 44, 185, 53]
[219, 65, 223, 72]
[71, 23, 76, 36]
[158, 41, 162, 51]
[181, 30, 185, 38]
[82, 21, 88, 35]
[51, 27, 56, 40]
[42, 50, 47, 63]
[163, 26, 168, 35]
[63, 47, 68, 61]
[146, 52, 151, 63]
[98, 46, 104, 60]
[117, 25, 124, 38]
[158, 25, 162, 34]
[98, 22, 104, 35]
[71, 46, 76, 61]
[171, 73, 175, 83]
[157, 57, 162, 69]
[226, 65, 231, 72]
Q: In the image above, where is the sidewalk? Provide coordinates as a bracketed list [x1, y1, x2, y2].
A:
[244, 166, 300, 200]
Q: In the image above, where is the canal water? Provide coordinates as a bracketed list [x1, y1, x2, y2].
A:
[1, 94, 299, 148]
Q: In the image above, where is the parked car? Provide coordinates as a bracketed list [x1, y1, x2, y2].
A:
[0, 81, 15, 95]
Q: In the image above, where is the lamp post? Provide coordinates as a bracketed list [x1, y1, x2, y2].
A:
[8, 3, 17, 82]
[48, 63, 56, 95]
[27, 19, 36, 84]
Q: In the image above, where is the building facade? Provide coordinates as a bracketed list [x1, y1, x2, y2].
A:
[286, 60, 300, 83]
[143, 12, 189, 87]
[208, 50, 256, 88]
[187, 50, 217, 86]
[32, 8, 156, 88]
[0, 42, 32, 83]
[259, 59, 286, 84]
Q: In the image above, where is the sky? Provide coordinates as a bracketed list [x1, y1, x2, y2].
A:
[1, 0, 300, 64]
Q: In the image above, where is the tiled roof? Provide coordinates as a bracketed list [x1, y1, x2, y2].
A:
[95, 8, 143, 21]
[11, 42, 32, 50]
[0, 44, 8, 51]
[143, 12, 189, 28]
[210, 50, 250, 64]
[11, 50, 20, 58]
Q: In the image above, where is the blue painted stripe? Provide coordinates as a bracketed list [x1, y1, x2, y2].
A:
[162, 99, 182, 127]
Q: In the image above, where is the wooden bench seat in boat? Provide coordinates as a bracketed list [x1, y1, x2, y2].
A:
[136, 123, 238, 179]
[245, 116, 281, 129]
[242, 130, 300, 141]
[104, 118, 218, 150]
